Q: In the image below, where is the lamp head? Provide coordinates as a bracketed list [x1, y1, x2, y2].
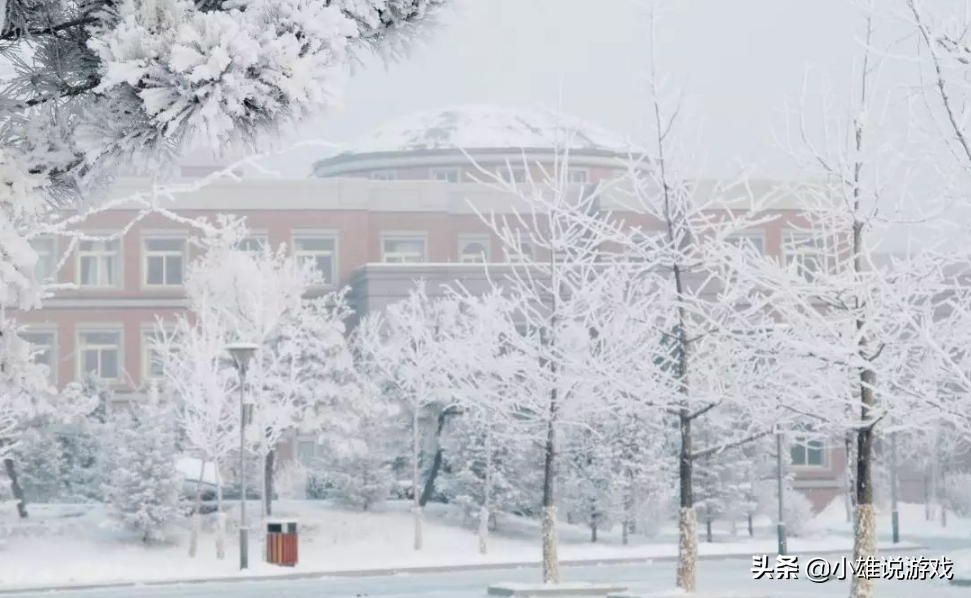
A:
[226, 342, 258, 372]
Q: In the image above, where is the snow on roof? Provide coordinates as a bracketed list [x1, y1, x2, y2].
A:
[338, 104, 634, 156]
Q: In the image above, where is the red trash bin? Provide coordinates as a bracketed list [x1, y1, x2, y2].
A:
[266, 520, 298, 566]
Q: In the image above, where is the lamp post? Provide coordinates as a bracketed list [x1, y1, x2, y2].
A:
[227, 342, 258, 571]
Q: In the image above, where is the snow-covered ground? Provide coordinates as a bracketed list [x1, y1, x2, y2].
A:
[0, 499, 930, 590]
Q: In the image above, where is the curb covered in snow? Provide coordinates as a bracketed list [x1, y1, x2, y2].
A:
[0, 544, 925, 596]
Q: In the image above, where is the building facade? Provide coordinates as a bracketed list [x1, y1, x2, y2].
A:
[16, 105, 853, 510]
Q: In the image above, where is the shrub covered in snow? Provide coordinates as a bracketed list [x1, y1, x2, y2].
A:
[104, 389, 182, 543]
[944, 472, 971, 517]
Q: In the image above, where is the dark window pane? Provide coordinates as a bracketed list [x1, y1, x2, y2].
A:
[166, 256, 183, 284]
[147, 257, 164, 285]
[101, 350, 118, 379]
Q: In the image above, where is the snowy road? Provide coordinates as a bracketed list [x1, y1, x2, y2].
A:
[1, 558, 961, 598]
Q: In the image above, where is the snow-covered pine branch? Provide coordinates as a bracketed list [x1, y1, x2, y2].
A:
[1, 0, 450, 195]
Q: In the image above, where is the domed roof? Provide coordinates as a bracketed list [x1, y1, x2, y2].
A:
[338, 104, 632, 156]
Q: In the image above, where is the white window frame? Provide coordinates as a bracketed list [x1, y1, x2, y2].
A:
[458, 235, 491, 264]
[292, 232, 338, 286]
[504, 239, 535, 263]
[76, 328, 123, 383]
[141, 328, 169, 383]
[237, 234, 270, 253]
[726, 231, 766, 254]
[77, 237, 123, 289]
[297, 437, 323, 466]
[782, 231, 833, 281]
[30, 237, 57, 283]
[567, 168, 590, 184]
[22, 328, 57, 384]
[381, 233, 428, 264]
[142, 236, 187, 288]
[431, 168, 461, 183]
[498, 168, 527, 184]
[370, 170, 398, 181]
[790, 434, 827, 468]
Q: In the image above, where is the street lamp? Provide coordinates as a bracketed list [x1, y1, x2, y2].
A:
[227, 342, 258, 571]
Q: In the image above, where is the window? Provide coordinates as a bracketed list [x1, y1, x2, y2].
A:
[237, 236, 268, 253]
[498, 168, 527, 184]
[370, 170, 397, 181]
[568, 169, 589, 184]
[143, 238, 185, 287]
[77, 330, 121, 381]
[459, 236, 491, 263]
[297, 439, 321, 466]
[431, 168, 460, 183]
[783, 232, 832, 281]
[791, 436, 825, 467]
[505, 241, 535, 263]
[142, 331, 166, 381]
[726, 232, 765, 256]
[382, 237, 427, 264]
[293, 236, 337, 285]
[22, 331, 56, 381]
[30, 238, 56, 282]
[78, 239, 121, 287]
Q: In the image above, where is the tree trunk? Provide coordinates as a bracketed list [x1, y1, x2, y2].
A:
[622, 470, 634, 546]
[676, 411, 696, 593]
[747, 513, 753, 537]
[479, 424, 493, 555]
[412, 408, 423, 551]
[419, 408, 456, 507]
[923, 470, 932, 521]
[216, 466, 226, 560]
[189, 458, 206, 558]
[591, 520, 598, 543]
[264, 449, 275, 518]
[941, 464, 948, 528]
[478, 506, 489, 555]
[705, 517, 712, 543]
[844, 432, 855, 524]
[541, 415, 560, 584]
[3, 458, 27, 519]
[851, 371, 877, 598]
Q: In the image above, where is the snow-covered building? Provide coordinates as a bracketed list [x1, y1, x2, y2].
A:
[16, 104, 850, 510]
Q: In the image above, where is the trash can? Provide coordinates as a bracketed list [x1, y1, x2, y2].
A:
[266, 520, 298, 566]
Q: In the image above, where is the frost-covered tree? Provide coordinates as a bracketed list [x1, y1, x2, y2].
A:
[436, 290, 542, 554]
[284, 290, 361, 463]
[560, 424, 620, 543]
[155, 295, 236, 558]
[105, 386, 182, 544]
[313, 378, 397, 511]
[356, 284, 455, 551]
[466, 145, 626, 582]
[1, 318, 81, 518]
[181, 220, 313, 518]
[740, 11, 952, 597]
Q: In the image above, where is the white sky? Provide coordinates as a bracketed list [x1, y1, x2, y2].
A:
[257, 0, 884, 179]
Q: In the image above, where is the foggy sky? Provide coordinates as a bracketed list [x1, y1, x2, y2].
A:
[258, 0, 878, 179]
